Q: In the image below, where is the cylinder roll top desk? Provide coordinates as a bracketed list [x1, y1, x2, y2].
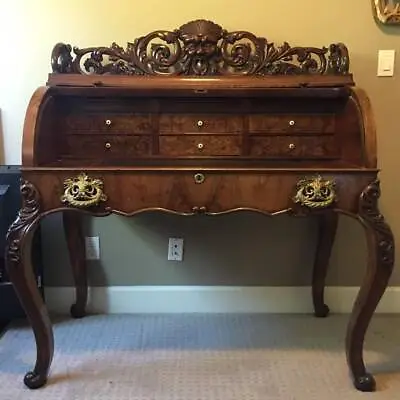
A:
[5, 19, 395, 392]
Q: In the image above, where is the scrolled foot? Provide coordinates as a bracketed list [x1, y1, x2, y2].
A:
[346, 180, 393, 392]
[5, 180, 54, 390]
[314, 303, 330, 318]
[70, 303, 86, 319]
[353, 373, 376, 392]
[24, 371, 48, 389]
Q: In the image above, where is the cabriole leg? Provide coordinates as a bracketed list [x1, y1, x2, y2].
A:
[63, 211, 87, 318]
[5, 180, 53, 389]
[346, 180, 395, 392]
[312, 212, 338, 317]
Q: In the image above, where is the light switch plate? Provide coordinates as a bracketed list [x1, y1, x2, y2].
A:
[377, 49, 395, 77]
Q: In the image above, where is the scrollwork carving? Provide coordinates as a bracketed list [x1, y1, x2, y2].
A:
[50, 19, 350, 76]
[6, 180, 41, 264]
[359, 179, 394, 269]
[51, 43, 74, 73]
[327, 43, 350, 75]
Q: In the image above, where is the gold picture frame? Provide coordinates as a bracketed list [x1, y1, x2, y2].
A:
[373, 0, 400, 24]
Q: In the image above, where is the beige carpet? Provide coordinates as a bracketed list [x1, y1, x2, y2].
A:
[1, 313, 400, 399]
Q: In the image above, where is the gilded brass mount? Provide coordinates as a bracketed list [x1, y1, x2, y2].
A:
[373, 0, 400, 25]
[293, 175, 336, 209]
[61, 172, 107, 208]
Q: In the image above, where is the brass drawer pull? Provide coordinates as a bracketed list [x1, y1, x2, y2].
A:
[293, 175, 336, 209]
[105, 142, 112, 149]
[105, 119, 112, 126]
[197, 143, 204, 150]
[194, 173, 205, 184]
[197, 120, 204, 127]
[288, 143, 296, 150]
[61, 172, 107, 208]
[289, 120, 295, 126]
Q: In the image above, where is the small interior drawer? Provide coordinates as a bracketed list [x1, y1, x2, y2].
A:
[248, 114, 335, 134]
[63, 134, 153, 159]
[159, 135, 242, 156]
[64, 114, 154, 134]
[249, 136, 339, 159]
[159, 114, 244, 134]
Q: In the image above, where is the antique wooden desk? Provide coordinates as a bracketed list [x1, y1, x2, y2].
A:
[5, 20, 395, 392]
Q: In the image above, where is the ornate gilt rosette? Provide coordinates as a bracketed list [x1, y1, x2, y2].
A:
[372, 0, 400, 25]
[61, 173, 107, 208]
[293, 175, 336, 209]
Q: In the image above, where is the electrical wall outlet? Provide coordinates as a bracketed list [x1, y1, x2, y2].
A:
[85, 236, 100, 260]
[168, 237, 184, 261]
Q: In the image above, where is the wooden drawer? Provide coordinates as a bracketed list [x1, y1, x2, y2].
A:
[63, 135, 153, 159]
[64, 114, 153, 134]
[159, 135, 241, 156]
[249, 136, 339, 159]
[159, 114, 244, 134]
[248, 114, 335, 134]
[32, 171, 374, 216]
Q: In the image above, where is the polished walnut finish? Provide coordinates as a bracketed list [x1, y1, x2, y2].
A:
[5, 20, 394, 392]
[50, 19, 349, 76]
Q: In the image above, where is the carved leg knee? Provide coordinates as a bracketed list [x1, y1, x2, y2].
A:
[346, 180, 394, 392]
[5, 180, 54, 389]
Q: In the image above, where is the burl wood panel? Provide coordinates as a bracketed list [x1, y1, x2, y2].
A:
[159, 114, 244, 134]
[63, 135, 153, 159]
[248, 114, 335, 134]
[248, 136, 339, 159]
[64, 114, 154, 134]
[159, 135, 242, 157]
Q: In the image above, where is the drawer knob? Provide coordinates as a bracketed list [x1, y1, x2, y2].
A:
[197, 120, 204, 127]
[197, 143, 204, 150]
[105, 119, 112, 126]
[289, 120, 295, 126]
[105, 142, 112, 149]
[288, 143, 296, 150]
[194, 173, 205, 184]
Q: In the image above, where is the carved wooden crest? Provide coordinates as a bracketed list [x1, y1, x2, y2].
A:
[373, 0, 400, 24]
[51, 19, 350, 76]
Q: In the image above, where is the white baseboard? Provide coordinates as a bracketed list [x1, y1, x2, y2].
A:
[44, 286, 400, 314]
